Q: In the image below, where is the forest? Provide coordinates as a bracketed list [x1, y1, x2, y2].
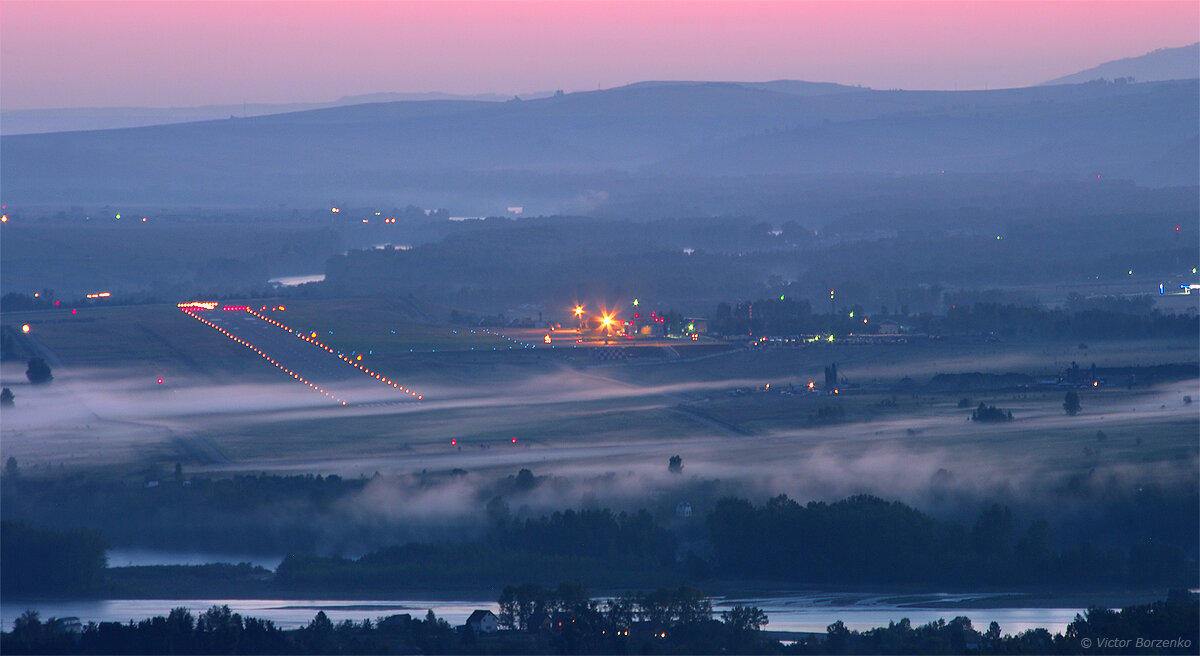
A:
[4, 478, 1194, 599]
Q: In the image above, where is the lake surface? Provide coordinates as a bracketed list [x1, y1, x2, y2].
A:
[2, 593, 1084, 634]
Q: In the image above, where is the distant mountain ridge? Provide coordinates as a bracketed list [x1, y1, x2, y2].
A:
[0, 82, 867, 135]
[2, 77, 1195, 213]
[1043, 43, 1199, 85]
[0, 90, 560, 135]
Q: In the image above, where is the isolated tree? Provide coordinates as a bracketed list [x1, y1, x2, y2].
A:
[721, 605, 768, 632]
[515, 468, 537, 491]
[668, 455, 683, 474]
[0, 387, 13, 406]
[5, 456, 18, 478]
[1063, 390, 1081, 416]
[25, 358, 52, 385]
[485, 495, 510, 525]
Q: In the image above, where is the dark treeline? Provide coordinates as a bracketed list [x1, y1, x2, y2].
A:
[1, 472, 372, 555]
[4, 467, 1196, 598]
[275, 508, 685, 590]
[708, 296, 1198, 339]
[3, 592, 1197, 655]
[275, 494, 1192, 593]
[0, 522, 107, 597]
[707, 495, 1192, 587]
[797, 598, 1200, 655]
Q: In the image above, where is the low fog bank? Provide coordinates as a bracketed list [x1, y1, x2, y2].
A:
[3, 424, 1194, 560]
[2, 358, 1194, 560]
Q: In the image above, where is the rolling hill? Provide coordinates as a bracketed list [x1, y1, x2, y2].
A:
[1043, 42, 1200, 85]
[2, 78, 1195, 213]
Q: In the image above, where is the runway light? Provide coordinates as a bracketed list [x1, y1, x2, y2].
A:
[157, 378, 163, 384]
[21, 324, 30, 333]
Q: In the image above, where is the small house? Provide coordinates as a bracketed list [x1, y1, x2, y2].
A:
[465, 609, 499, 633]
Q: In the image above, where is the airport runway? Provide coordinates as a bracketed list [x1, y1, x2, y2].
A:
[182, 305, 421, 407]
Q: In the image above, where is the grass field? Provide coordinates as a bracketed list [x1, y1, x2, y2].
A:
[2, 299, 1195, 500]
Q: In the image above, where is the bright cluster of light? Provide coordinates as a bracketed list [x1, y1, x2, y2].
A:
[85, 292, 111, 299]
[245, 308, 422, 400]
[177, 301, 219, 310]
[180, 307, 348, 405]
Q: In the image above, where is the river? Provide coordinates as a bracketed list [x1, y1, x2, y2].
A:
[2, 592, 1084, 634]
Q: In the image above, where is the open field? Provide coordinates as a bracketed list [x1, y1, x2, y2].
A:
[2, 300, 1196, 506]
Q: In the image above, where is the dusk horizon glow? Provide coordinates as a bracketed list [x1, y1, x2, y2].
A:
[2, 0, 1198, 110]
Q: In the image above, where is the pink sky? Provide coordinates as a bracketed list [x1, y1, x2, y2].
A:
[2, 0, 1197, 109]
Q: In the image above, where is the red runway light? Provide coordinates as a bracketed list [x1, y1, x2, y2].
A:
[157, 378, 163, 384]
